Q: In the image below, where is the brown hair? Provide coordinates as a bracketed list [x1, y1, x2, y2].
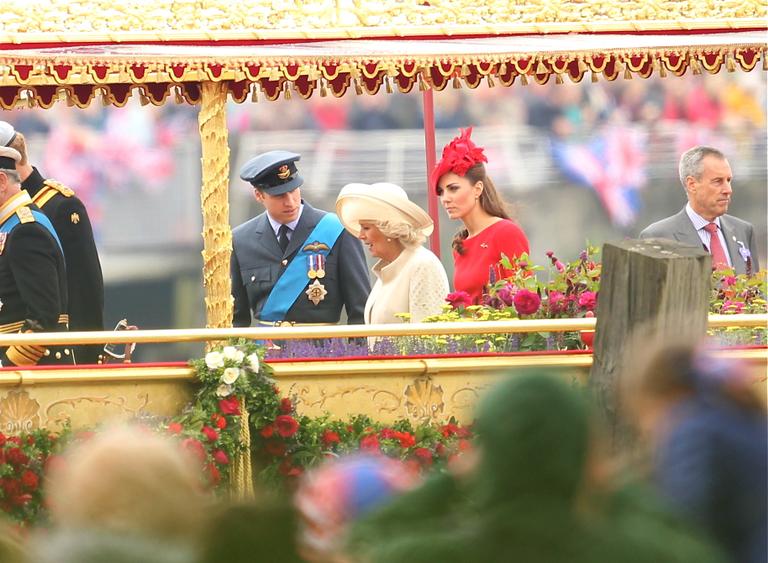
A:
[7, 131, 28, 166]
[451, 162, 512, 255]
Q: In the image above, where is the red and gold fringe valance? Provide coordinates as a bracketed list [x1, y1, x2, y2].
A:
[0, 44, 764, 109]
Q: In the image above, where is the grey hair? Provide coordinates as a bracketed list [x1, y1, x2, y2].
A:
[678, 146, 727, 189]
[374, 220, 425, 248]
[0, 168, 20, 184]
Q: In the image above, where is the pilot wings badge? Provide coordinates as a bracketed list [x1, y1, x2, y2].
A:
[302, 241, 330, 253]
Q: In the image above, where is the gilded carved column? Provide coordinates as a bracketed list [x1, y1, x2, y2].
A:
[198, 81, 233, 330]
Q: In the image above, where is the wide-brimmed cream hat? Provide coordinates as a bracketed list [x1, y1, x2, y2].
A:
[336, 182, 433, 238]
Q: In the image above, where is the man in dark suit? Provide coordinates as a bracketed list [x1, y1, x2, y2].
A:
[0, 121, 105, 363]
[0, 147, 73, 366]
[231, 150, 370, 327]
[640, 146, 760, 275]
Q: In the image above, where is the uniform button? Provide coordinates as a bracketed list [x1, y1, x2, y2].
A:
[281, 259, 288, 266]
[44, 349, 51, 357]
[64, 348, 70, 356]
[55, 352, 62, 359]
[251, 275, 256, 282]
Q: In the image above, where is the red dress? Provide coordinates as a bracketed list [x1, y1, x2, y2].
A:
[453, 219, 530, 304]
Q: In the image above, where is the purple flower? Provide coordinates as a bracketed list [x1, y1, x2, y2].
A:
[496, 283, 516, 306]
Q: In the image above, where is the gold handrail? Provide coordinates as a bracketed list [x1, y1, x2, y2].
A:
[0, 314, 763, 347]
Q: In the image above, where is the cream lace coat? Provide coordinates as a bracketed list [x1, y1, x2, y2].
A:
[364, 246, 449, 325]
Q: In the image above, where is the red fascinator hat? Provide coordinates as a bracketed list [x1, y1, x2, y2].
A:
[430, 127, 488, 194]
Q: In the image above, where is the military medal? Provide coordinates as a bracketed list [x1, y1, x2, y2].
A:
[315, 254, 326, 279]
[306, 279, 327, 305]
[307, 255, 317, 279]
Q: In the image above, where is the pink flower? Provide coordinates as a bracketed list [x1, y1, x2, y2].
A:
[722, 300, 745, 313]
[446, 291, 472, 309]
[555, 260, 566, 273]
[547, 291, 567, 314]
[513, 289, 541, 316]
[578, 291, 598, 311]
[722, 275, 737, 287]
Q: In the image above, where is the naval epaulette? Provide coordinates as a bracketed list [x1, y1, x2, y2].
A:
[16, 206, 35, 224]
[42, 179, 75, 197]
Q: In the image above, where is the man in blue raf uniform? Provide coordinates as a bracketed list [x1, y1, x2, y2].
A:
[231, 150, 370, 326]
[0, 147, 73, 366]
[0, 121, 104, 363]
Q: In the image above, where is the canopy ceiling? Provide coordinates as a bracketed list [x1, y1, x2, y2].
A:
[0, 1, 765, 108]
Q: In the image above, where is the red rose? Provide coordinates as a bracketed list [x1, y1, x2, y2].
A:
[260, 424, 275, 439]
[279, 398, 293, 414]
[360, 434, 380, 453]
[212, 414, 227, 430]
[167, 422, 183, 435]
[207, 463, 221, 486]
[6, 448, 29, 466]
[513, 289, 541, 316]
[7, 436, 21, 445]
[20, 470, 39, 491]
[218, 396, 240, 416]
[396, 432, 416, 449]
[578, 291, 597, 311]
[0, 432, 6, 447]
[379, 428, 396, 440]
[201, 426, 219, 443]
[446, 291, 472, 309]
[440, 423, 459, 437]
[2, 479, 21, 496]
[413, 448, 433, 467]
[212, 449, 229, 465]
[321, 430, 340, 447]
[279, 458, 302, 477]
[275, 415, 299, 438]
[11, 493, 32, 507]
[181, 438, 206, 461]
[265, 441, 287, 457]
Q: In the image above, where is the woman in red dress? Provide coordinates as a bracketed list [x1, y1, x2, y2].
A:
[431, 127, 530, 304]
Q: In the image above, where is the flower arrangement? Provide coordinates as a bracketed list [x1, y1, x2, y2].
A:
[708, 267, 767, 345]
[0, 428, 61, 525]
[425, 247, 602, 352]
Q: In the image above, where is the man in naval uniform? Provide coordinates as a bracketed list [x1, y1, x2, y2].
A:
[231, 150, 370, 327]
[0, 147, 73, 366]
[0, 121, 104, 363]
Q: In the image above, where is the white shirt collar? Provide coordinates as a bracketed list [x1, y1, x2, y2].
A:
[0, 190, 32, 223]
[685, 203, 722, 231]
[266, 203, 303, 236]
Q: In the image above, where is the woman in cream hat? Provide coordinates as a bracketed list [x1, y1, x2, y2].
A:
[336, 183, 449, 325]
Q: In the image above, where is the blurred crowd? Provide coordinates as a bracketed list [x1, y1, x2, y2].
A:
[1, 338, 765, 563]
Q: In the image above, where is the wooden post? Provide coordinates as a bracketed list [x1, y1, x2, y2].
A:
[198, 81, 233, 330]
[589, 238, 711, 445]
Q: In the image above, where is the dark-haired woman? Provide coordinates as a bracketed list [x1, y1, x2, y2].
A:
[432, 128, 529, 304]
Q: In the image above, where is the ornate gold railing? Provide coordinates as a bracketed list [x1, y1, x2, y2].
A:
[0, 314, 763, 346]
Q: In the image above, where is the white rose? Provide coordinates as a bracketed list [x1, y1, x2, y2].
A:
[216, 383, 232, 397]
[222, 346, 238, 360]
[221, 367, 240, 385]
[233, 350, 245, 363]
[247, 353, 260, 373]
[205, 351, 225, 369]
